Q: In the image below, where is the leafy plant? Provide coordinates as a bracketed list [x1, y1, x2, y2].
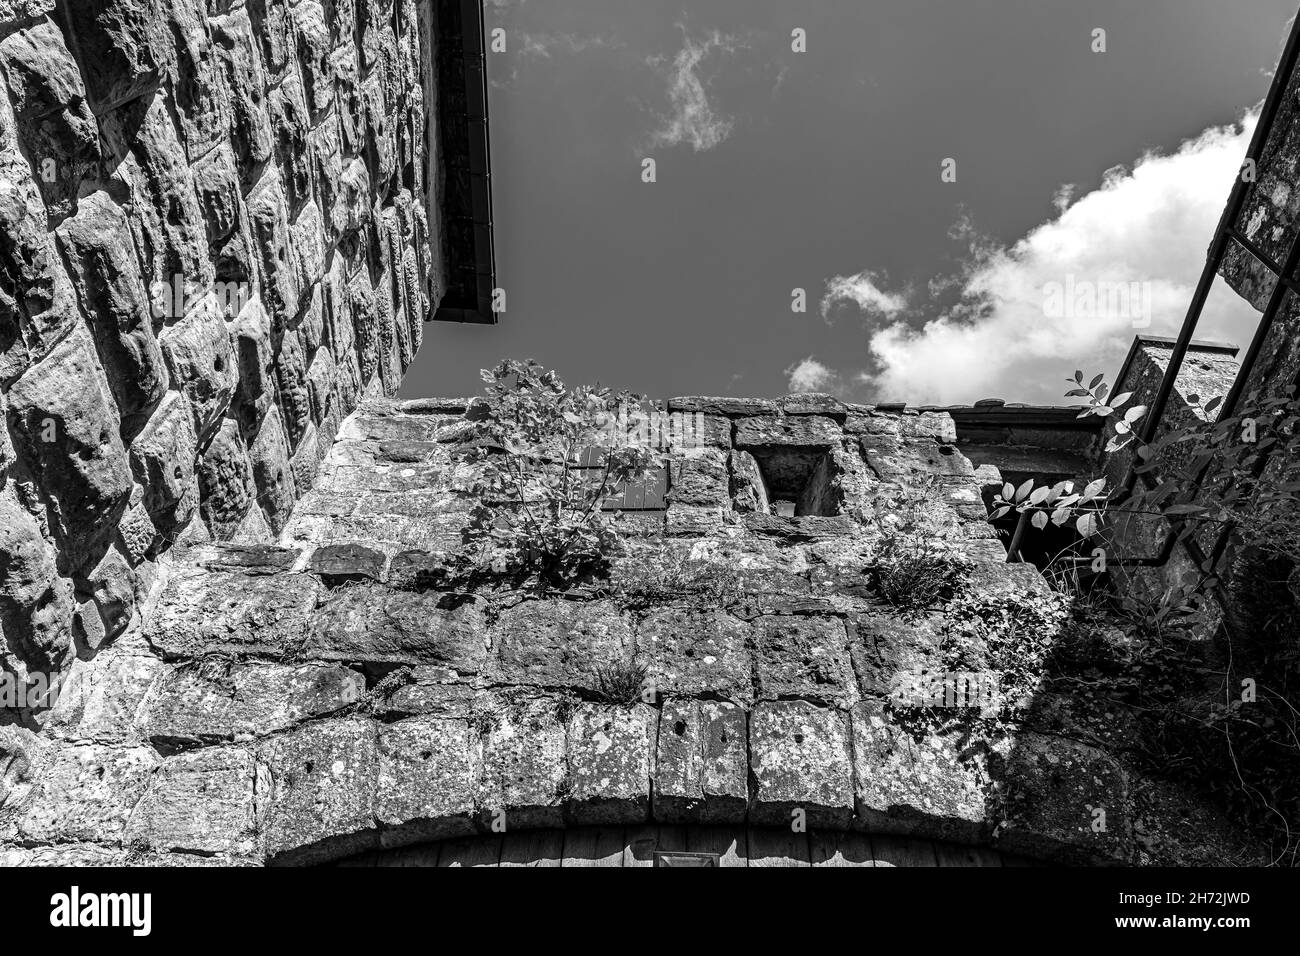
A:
[455, 359, 660, 589]
[861, 480, 969, 614]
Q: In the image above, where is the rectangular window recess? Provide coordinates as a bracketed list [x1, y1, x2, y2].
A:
[653, 851, 720, 867]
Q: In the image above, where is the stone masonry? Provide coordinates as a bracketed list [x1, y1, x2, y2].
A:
[0, 1, 449, 688]
[0, 394, 1259, 866]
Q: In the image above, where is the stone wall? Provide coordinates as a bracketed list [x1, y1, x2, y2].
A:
[0, 0, 443, 683]
[0, 394, 1257, 866]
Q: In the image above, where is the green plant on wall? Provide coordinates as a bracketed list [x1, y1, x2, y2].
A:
[457, 359, 660, 589]
[989, 372, 1300, 616]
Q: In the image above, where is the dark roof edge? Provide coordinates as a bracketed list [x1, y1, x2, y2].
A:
[433, 0, 497, 325]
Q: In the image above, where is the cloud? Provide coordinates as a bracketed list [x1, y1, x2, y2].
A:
[648, 28, 741, 152]
[518, 33, 615, 60]
[821, 269, 909, 321]
[829, 111, 1260, 406]
[784, 357, 840, 393]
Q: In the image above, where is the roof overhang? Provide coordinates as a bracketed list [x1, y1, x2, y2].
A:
[433, 0, 497, 324]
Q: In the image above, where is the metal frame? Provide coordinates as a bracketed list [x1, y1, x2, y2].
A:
[1107, 11, 1300, 575]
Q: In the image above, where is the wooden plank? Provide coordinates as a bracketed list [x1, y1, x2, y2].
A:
[374, 844, 443, 867]
[560, 827, 626, 867]
[622, 825, 658, 868]
[746, 827, 811, 867]
[934, 843, 1003, 867]
[335, 850, 379, 867]
[499, 829, 565, 867]
[436, 834, 503, 867]
[809, 830, 874, 867]
[868, 834, 939, 867]
[623, 825, 687, 867]
[686, 825, 747, 867]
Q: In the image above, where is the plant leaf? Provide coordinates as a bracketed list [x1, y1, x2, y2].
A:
[1031, 510, 1049, 530]
[1014, 479, 1034, 503]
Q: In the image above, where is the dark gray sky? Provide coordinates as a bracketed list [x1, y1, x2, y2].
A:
[401, 0, 1298, 405]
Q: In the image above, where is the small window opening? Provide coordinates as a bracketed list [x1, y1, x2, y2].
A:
[748, 448, 843, 517]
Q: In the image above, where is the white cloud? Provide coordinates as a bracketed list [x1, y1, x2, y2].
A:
[821, 269, 909, 321]
[648, 29, 740, 152]
[784, 357, 840, 393]
[844, 111, 1260, 406]
[518, 33, 614, 59]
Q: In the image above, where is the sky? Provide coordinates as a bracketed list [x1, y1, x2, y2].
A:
[401, 0, 1299, 406]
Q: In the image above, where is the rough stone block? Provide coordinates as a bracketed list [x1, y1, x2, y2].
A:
[493, 599, 634, 690]
[261, 718, 379, 865]
[144, 565, 320, 660]
[5, 322, 132, 560]
[476, 693, 568, 830]
[125, 745, 261, 857]
[638, 605, 752, 703]
[753, 614, 857, 706]
[309, 586, 488, 671]
[376, 716, 477, 847]
[654, 698, 748, 823]
[565, 702, 654, 825]
[310, 542, 388, 582]
[735, 415, 842, 448]
[17, 744, 157, 843]
[850, 701, 994, 843]
[668, 396, 778, 417]
[748, 700, 854, 829]
[994, 732, 1133, 865]
[141, 661, 364, 746]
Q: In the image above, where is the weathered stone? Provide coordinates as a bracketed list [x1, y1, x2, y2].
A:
[17, 744, 157, 843]
[668, 396, 778, 417]
[310, 542, 388, 582]
[5, 323, 133, 560]
[0, 21, 98, 220]
[780, 393, 847, 418]
[248, 404, 296, 533]
[63, 0, 170, 111]
[850, 701, 995, 843]
[653, 698, 748, 823]
[666, 446, 729, 507]
[144, 565, 320, 660]
[860, 434, 975, 481]
[476, 693, 568, 829]
[638, 605, 752, 703]
[730, 449, 770, 513]
[376, 716, 477, 847]
[141, 661, 364, 746]
[994, 733, 1133, 865]
[309, 585, 488, 671]
[261, 718, 379, 865]
[493, 599, 634, 690]
[748, 700, 854, 828]
[0, 488, 72, 670]
[158, 296, 239, 441]
[735, 415, 842, 448]
[565, 702, 654, 825]
[753, 614, 857, 706]
[42, 647, 164, 744]
[129, 392, 199, 537]
[125, 746, 261, 857]
[196, 418, 255, 540]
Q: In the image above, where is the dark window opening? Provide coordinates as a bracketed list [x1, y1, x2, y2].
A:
[749, 448, 843, 517]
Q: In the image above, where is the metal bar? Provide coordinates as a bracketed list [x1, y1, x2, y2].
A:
[1118, 10, 1300, 499]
